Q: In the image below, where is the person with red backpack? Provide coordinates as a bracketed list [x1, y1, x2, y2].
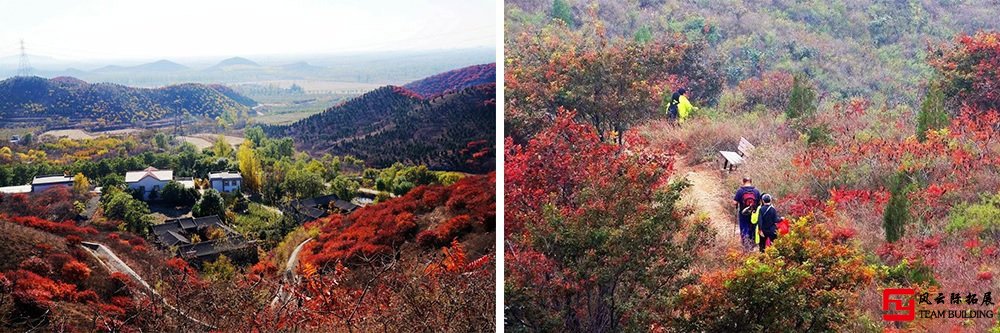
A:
[733, 177, 761, 251]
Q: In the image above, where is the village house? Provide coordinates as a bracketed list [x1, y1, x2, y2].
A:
[0, 174, 74, 194]
[288, 193, 360, 223]
[151, 215, 256, 265]
[208, 171, 242, 193]
[31, 174, 74, 193]
[125, 166, 194, 200]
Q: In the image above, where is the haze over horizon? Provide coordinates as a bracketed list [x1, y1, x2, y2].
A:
[0, 0, 496, 62]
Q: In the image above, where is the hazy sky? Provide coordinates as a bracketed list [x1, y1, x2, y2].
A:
[0, 0, 496, 60]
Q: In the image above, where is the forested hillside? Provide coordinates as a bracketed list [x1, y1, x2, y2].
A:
[0, 76, 253, 125]
[507, 0, 1000, 106]
[403, 63, 496, 97]
[268, 82, 495, 174]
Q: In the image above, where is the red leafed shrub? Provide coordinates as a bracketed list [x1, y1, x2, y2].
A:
[4, 215, 97, 236]
[127, 237, 145, 247]
[421, 215, 475, 247]
[108, 272, 133, 296]
[19, 256, 52, 275]
[248, 260, 278, 282]
[108, 233, 120, 240]
[737, 70, 794, 111]
[61, 260, 91, 282]
[0, 187, 78, 221]
[97, 303, 126, 316]
[131, 245, 148, 253]
[8, 269, 77, 314]
[0, 272, 10, 292]
[12, 288, 55, 313]
[65, 234, 83, 247]
[75, 289, 99, 303]
[978, 271, 994, 281]
[110, 295, 134, 311]
[831, 226, 858, 244]
[165, 257, 196, 276]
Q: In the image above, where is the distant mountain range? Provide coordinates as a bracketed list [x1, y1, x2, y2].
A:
[94, 59, 189, 73]
[0, 48, 497, 87]
[266, 63, 496, 173]
[0, 76, 255, 125]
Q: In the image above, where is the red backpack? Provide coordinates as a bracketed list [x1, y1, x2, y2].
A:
[740, 190, 757, 215]
[777, 217, 790, 235]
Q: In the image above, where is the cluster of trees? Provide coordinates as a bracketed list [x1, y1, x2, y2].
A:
[0, 76, 252, 125]
[100, 187, 153, 236]
[505, 9, 723, 142]
[505, 111, 711, 331]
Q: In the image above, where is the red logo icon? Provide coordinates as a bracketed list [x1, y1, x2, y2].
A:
[883, 288, 916, 321]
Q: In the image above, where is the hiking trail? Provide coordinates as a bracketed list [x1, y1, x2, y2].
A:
[673, 157, 739, 247]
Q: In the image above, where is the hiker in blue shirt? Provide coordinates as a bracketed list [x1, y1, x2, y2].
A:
[733, 177, 761, 251]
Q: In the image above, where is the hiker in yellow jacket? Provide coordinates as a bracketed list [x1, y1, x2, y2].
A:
[665, 88, 696, 124]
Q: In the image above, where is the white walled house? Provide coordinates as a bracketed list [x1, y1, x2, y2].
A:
[125, 167, 175, 200]
[31, 175, 74, 193]
[209, 171, 242, 193]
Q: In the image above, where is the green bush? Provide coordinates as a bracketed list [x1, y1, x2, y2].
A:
[946, 192, 1000, 235]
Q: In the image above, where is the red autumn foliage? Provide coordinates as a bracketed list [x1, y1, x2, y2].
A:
[0, 186, 79, 221]
[737, 70, 794, 111]
[61, 260, 91, 282]
[7, 269, 77, 313]
[930, 31, 1000, 111]
[303, 173, 495, 268]
[19, 256, 52, 275]
[418, 215, 475, 247]
[4, 215, 97, 236]
[65, 234, 82, 247]
[127, 237, 146, 247]
[74, 289, 99, 304]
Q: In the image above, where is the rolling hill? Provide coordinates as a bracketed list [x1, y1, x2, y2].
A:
[403, 63, 496, 97]
[265, 69, 495, 173]
[210, 57, 259, 68]
[0, 76, 254, 125]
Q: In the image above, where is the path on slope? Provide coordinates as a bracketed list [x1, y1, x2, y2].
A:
[80, 241, 217, 330]
[673, 157, 739, 247]
[271, 238, 313, 307]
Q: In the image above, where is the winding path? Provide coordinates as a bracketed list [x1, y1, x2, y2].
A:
[270, 238, 313, 307]
[673, 158, 740, 247]
[80, 242, 217, 330]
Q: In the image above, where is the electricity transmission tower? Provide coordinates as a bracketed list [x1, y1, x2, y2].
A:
[16, 39, 33, 77]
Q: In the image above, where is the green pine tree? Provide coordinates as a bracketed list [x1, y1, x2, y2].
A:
[916, 82, 949, 142]
[883, 171, 913, 243]
[552, 0, 574, 26]
[634, 25, 652, 44]
[786, 74, 816, 119]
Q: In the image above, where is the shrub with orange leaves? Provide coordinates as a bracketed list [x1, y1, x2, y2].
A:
[61, 260, 91, 282]
[673, 217, 875, 331]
